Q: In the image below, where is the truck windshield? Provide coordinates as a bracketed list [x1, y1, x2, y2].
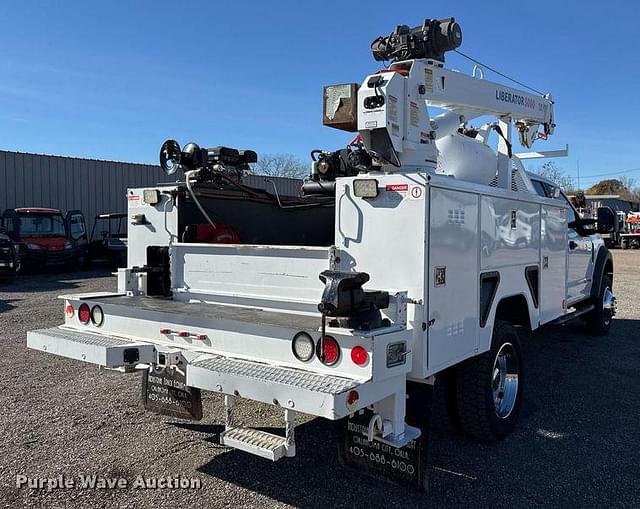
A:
[18, 213, 66, 237]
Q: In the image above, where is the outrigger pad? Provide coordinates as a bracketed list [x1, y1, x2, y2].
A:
[338, 382, 433, 492]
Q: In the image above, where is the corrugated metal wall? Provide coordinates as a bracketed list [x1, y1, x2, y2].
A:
[0, 150, 302, 225]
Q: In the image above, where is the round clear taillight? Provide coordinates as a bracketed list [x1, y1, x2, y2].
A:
[292, 332, 315, 362]
[78, 303, 91, 324]
[91, 305, 104, 326]
[317, 335, 340, 366]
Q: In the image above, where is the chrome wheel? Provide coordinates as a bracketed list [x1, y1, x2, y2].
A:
[491, 342, 519, 419]
[602, 287, 615, 326]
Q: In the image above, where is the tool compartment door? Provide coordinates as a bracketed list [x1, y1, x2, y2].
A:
[427, 188, 479, 372]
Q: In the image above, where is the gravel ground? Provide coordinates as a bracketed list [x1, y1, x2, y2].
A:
[1, 252, 639, 508]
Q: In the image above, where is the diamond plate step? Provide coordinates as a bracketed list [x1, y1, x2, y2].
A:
[27, 327, 156, 367]
[191, 355, 360, 394]
[219, 427, 290, 461]
[188, 354, 366, 420]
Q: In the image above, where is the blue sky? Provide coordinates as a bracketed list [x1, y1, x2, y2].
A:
[1, 1, 638, 188]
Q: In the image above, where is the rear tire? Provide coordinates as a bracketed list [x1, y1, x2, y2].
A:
[585, 275, 614, 336]
[455, 321, 523, 442]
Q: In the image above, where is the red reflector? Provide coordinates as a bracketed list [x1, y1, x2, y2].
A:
[159, 328, 171, 334]
[196, 334, 208, 341]
[65, 303, 74, 318]
[350, 346, 369, 366]
[346, 390, 359, 408]
[178, 331, 189, 337]
[78, 303, 90, 324]
[317, 335, 340, 366]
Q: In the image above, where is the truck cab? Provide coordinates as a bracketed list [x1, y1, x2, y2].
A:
[528, 175, 613, 312]
[1, 208, 88, 270]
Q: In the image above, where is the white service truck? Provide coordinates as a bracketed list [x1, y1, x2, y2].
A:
[27, 18, 616, 489]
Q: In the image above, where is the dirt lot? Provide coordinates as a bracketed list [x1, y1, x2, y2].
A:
[1, 252, 639, 508]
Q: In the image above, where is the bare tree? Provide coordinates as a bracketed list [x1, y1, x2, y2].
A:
[534, 161, 576, 192]
[251, 154, 309, 179]
[620, 176, 640, 201]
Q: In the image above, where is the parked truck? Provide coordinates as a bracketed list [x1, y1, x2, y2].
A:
[620, 212, 640, 249]
[27, 18, 616, 490]
[593, 207, 640, 249]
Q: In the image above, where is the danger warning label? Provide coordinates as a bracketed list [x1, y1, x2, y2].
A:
[386, 184, 409, 192]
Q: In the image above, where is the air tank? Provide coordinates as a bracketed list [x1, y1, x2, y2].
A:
[435, 133, 497, 185]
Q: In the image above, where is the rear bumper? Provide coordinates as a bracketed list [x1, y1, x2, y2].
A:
[26, 326, 390, 420]
[27, 327, 156, 367]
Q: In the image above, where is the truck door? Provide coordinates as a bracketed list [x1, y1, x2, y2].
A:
[66, 210, 88, 262]
[563, 196, 593, 303]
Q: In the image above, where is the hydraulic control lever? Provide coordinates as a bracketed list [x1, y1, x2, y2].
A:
[318, 270, 390, 330]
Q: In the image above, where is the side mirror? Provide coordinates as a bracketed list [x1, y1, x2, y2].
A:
[569, 217, 597, 235]
[597, 206, 616, 234]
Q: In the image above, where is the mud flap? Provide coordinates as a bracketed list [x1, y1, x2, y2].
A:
[142, 365, 203, 421]
[338, 381, 433, 492]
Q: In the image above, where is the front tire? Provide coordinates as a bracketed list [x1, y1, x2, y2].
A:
[585, 275, 614, 336]
[455, 321, 523, 442]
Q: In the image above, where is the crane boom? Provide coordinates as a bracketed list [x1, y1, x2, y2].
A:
[425, 64, 554, 148]
[426, 65, 553, 126]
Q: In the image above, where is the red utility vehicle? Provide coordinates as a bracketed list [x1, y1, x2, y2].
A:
[1, 207, 88, 269]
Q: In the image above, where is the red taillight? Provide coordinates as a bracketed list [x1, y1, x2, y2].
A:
[317, 335, 340, 366]
[350, 346, 369, 366]
[346, 390, 359, 410]
[196, 334, 208, 341]
[65, 303, 74, 318]
[78, 303, 90, 324]
[159, 328, 171, 334]
[177, 331, 189, 337]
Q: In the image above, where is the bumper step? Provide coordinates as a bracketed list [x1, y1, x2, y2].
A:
[27, 327, 156, 368]
[220, 427, 289, 461]
[188, 354, 364, 419]
[220, 395, 296, 461]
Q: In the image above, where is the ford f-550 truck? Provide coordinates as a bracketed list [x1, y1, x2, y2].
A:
[26, 18, 615, 490]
